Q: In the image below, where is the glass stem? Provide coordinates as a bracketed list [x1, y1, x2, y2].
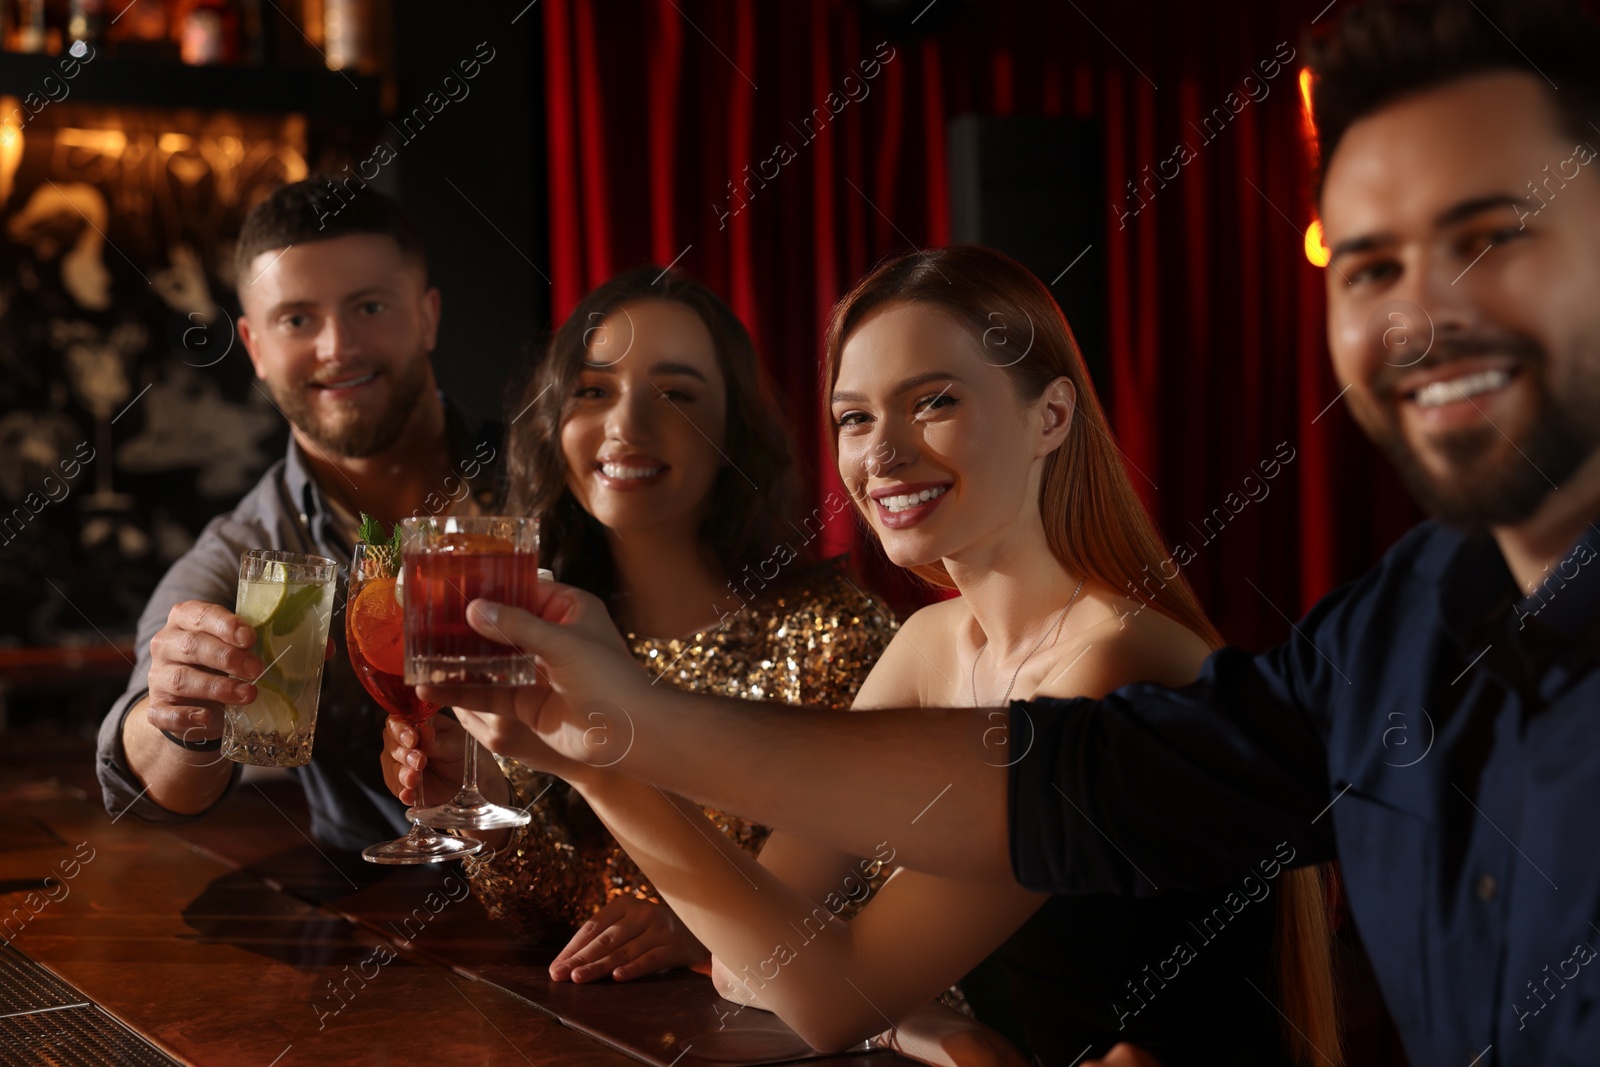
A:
[416, 760, 424, 809]
[460, 730, 481, 803]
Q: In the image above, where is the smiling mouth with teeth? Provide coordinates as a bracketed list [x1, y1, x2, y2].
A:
[880, 485, 949, 512]
[600, 462, 665, 480]
[1410, 368, 1514, 409]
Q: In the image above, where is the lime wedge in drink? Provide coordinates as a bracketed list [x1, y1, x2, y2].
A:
[252, 683, 299, 734]
[240, 683, 294, 733]
[236, 578, 286, 630]
[272, 582, 324, 635]
[262, 625, 322, 684]
[257, 583, 326, 683]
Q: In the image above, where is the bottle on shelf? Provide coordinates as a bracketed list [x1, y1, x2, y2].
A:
[66, 0, 105, 54]
[11, 0, 48, 53]
[104, 0, 176, 61]
[176, 0, 242, 66]
[322, 0, 385, 75]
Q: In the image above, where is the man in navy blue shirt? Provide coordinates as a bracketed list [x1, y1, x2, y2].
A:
[406, 1, 1600, 1062]
[96, 180, 500, 851]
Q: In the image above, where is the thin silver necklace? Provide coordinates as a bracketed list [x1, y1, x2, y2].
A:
[969, 577, 1086, 708]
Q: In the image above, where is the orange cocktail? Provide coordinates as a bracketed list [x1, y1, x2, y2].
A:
[349, 523, 483, 865]
[349, 561, 437, 724]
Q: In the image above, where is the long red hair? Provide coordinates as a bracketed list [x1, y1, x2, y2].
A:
[821, 245, 1340, 1066]
[822, 244, 1220, 646]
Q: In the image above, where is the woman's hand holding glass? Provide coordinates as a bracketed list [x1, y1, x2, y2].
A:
[413, 580, 649, 773]
[382, 714, 469, 809]
[379, 713, 520, 850]
[383, 689, 711, 985]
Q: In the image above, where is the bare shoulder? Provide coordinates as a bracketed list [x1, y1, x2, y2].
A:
[1031, 593, 1213, 702]
[898, 594, 968, 640]
[849, 595, 969, 710]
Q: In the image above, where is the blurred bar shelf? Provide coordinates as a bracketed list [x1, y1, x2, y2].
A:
[0, 53, 383, 119]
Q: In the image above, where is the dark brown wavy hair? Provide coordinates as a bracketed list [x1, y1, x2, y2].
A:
[505, 266, 805, 609]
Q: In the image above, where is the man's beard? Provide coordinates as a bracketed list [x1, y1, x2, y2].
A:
[269, 351, 431, 459]
[1352, 333, 1600, 531]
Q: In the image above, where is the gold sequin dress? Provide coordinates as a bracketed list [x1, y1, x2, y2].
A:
[467, 563, 898, 939]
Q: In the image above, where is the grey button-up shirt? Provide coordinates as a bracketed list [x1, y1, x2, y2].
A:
[95, 401, 501, 851]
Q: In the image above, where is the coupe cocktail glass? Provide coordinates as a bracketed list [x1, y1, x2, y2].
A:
[348, 539, 485, 864]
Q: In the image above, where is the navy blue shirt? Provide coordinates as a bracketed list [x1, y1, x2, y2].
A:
[95, 400, 501, 852]
[1011, 519, 1600, 1066]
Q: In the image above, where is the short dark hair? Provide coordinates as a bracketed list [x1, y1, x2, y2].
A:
[1308, 0, 1600, 201]
[233, 175, 426, 290]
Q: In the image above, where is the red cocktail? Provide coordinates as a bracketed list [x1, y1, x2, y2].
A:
[402, 532, 540, 679]
[399, 516, 539, 831]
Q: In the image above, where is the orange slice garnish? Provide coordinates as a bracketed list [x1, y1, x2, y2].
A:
[351, 578, 405, 676]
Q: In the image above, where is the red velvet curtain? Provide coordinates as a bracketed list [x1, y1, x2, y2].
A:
[540, 0, 1421, 649]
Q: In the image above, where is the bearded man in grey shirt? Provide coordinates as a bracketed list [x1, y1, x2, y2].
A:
[96, 178, 500, 851]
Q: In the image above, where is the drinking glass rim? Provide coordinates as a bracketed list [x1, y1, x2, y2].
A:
[398, 515, 539, 529]
[349, 542, 397, 579]
[239, 547, 337, 578]
[398, 515, 540, 547]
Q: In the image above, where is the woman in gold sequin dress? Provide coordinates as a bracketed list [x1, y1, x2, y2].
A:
[382, 266, 903, 977]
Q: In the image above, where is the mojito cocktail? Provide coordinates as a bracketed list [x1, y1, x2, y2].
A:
[221, 549, 337, 767]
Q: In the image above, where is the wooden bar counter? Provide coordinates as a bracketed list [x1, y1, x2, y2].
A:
[0, 765, 903, 1067]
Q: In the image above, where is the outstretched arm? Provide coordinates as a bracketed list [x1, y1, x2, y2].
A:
[445, 608, 1213, 1054]
[428, 581, 1337, 894]
[423, 588, 1015, 881]
[618, 694, 1013, 880]
[99, 523, 272, 821]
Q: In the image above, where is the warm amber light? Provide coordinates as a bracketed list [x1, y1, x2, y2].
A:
[1305, 217, 1331, 267]
[0, 96, 20, 207]
[158, 133, 194, 153]
[59, 128, 128, 156]
[1299, 67, 1316, 139]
